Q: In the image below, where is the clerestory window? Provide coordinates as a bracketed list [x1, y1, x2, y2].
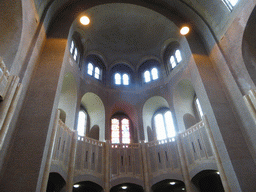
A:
[87, 62, 102, 80]
[169, 49, 182, 70]
[143, 67, 159, 83]
[114, 73, 130, 85]
[111, 116, 131, 144]
[154, 110, 176, 140]
[194, 97, 203, 120]
[70, 40, 81, 64]
[222, 0, 238, 11]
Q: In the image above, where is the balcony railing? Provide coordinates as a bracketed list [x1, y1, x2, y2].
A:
[49, 115, 217, 189]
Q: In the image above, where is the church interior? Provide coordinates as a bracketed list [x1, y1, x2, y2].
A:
[1, 0, 256, 191]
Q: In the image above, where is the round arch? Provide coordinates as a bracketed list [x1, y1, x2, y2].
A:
[58, 72, 77, 129]
[173, 79, 197, 132]
[81, 92, 105, 141]
[142, 96, 169, 142]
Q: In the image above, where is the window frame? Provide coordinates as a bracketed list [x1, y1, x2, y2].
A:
[111, 115, 132, 144]
[221, 0, 238, 11]
[153, 109, 176, 140]
[77, 108, 88, 137]
[86, 62, 102, 80]
[169, 49, 182, 71]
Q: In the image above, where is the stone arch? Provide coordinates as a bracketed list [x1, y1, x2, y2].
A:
[173, 79, 196, 132]
[142, 96, 169, 142]
[242, 6, 256, 87]
[58, 72, 77, 129]
[81, 92, 105, 141]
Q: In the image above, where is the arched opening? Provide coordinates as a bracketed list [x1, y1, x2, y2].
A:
[173, 79, 203, 131]
[191, 170, 224, 192]
[73, 181, 103, 192]
[142, 96, 169, 142]
[46, 172, 66, 192]
[58, 108, 66, 123]
[242, 5, 256, 86]
[151, 179, 186, 192]
[110, 113, 133, 144]
[58, 72, 77, 128]
[110, 183, 143, 192]
[81, 92, 105, 141]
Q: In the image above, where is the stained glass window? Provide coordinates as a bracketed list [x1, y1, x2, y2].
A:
[122, 118, 130, 144]
[111, 118, 120, 143]
[111, 117, 131, 144]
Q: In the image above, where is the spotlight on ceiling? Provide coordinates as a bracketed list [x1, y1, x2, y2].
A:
[180, 26, 190, 35]
[73, 184, 80, 188]
[80, 16, 90, 25]
[217, 171, 220, 175]
[121, 186, 128, 189]
[170, 182, 176, 185]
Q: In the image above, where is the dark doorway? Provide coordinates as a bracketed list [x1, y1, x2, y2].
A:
[152, 179, 186, 192]
[110, 183, 144, 192]
[46, 172, 66, 192]
[192, 170, 224, 192]
[73, 181, 103, 192]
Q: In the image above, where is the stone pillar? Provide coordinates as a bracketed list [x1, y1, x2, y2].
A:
[203, 115, 231, 192]
[66, 131, 78, 192]
[140, 140, 150, 192]
[104, 140, 111, 192]
[176, 135, 198, 192]
[40, 110, 60, 191]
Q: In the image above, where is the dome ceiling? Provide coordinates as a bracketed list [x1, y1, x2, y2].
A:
[71, 3, 181, 68]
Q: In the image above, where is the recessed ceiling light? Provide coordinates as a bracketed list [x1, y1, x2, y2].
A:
[170, 182, 176, 185]
[73, 184, 80, 188]
[121, 186, 128, 189]
[217, 171, 220, 174]
[180, 26, 190, 35]
[80, 16, 90, 25]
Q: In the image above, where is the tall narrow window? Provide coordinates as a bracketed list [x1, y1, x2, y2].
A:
[154, 110, 176, 140]
[123, 74, 129, 85]
[111, 118, 120, 143]
[151, 68, 158, 80]
[195, 97, 203, 118]
[143, 68, 158, 83]
[94, 67, 100, 79]
[77, 110, 87, 136]
[115, 73, 121, 85]
[69, 39, 81, 64]
[170, 56, 176, 68]
[111, 116, 131, 144]
[88, 63, 93, 76]
[144, 70, 151, 83]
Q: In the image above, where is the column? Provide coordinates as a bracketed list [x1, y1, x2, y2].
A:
[140, 140, 150, 192]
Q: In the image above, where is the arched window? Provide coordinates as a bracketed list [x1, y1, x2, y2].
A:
[69, 39, 82, 65]
[87, 62, 102, 80]
[111, 116, 131, 144]
[154, 110, 176, 140]
[84, 55, 105, 81]
[139, 60, 160, 84]
[77, 109, 87, 136]
[114, 72, 130, 85]
[169, 49, 182, 70]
